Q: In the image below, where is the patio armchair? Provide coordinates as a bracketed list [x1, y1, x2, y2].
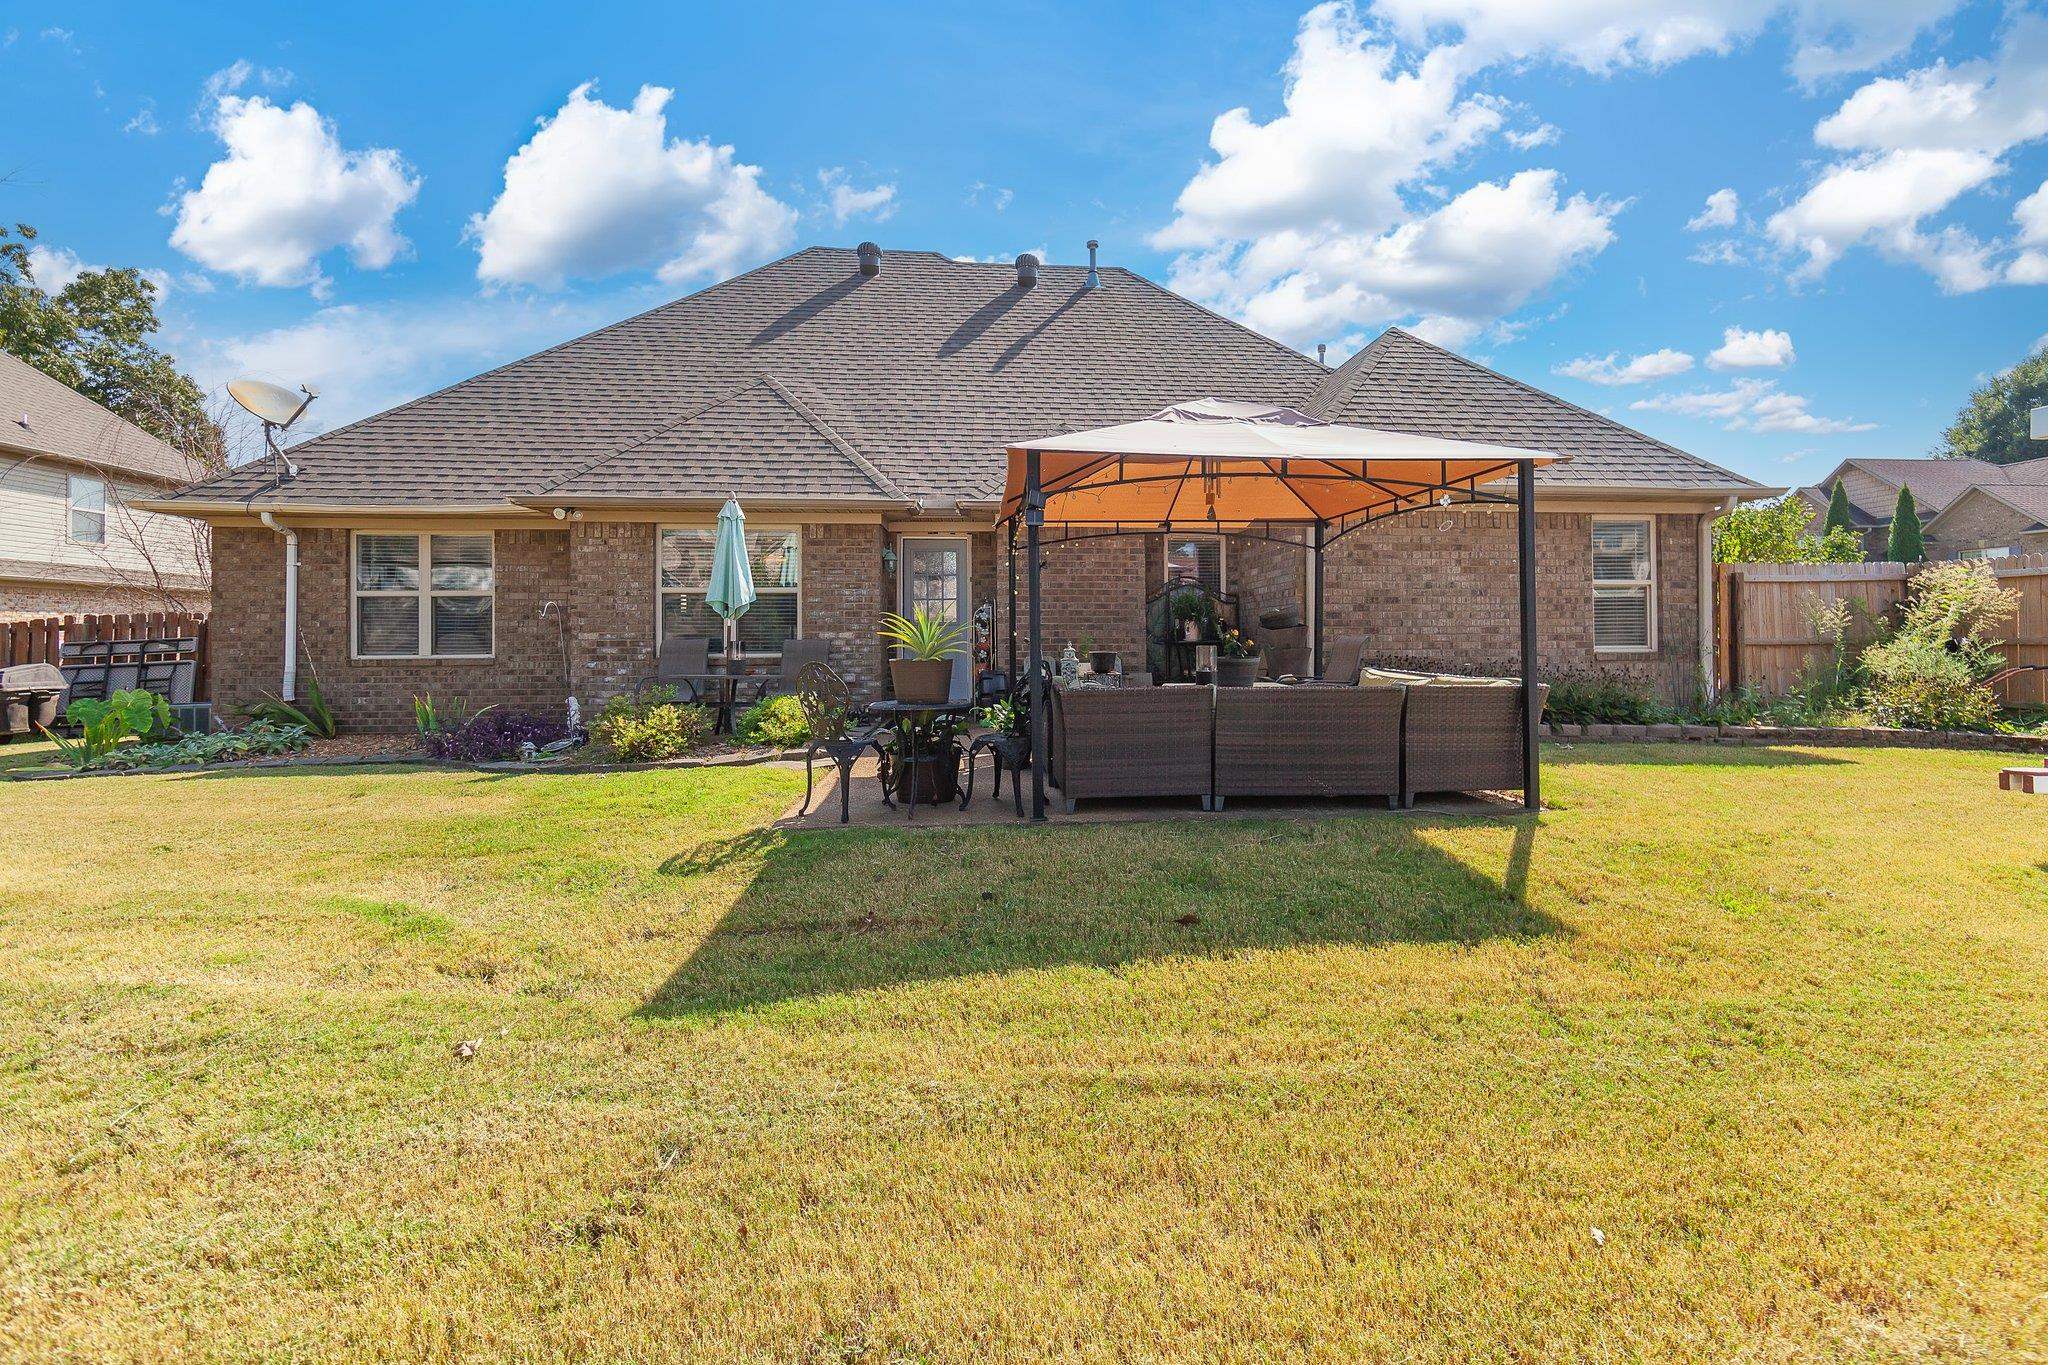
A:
[1048, 684, 1211, 812]
[1212, 684, 1402, 807]
[1399, 675, 1549, 806]
[1320, 634, 1367, 684]
[793, 662, 893, 824]
[742, 638, 830, 703]
[637, 635, 710, 703]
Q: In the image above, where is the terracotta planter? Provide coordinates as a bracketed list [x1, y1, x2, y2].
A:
[890, 658, 954, 703]
[1216, 656, 1260, 688]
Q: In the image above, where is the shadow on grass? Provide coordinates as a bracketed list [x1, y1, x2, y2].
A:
[1545, 742, 1852, 769]
[639, 813, 1550, 1018]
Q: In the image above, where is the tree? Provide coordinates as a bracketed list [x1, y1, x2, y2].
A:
[1823, 481, 1855, 535]
[1887, 484, 1925, 562]
[1937, 343, 2048, 465]
[0, 223, 220, 459]
[1713, 496, 1865, 564]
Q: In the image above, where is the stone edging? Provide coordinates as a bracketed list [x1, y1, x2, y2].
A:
[3, 746, 807, 782]
[1540, 721, 2043, 754]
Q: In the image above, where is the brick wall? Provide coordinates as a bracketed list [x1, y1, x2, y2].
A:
[566, 521, 655, 708]
[211, 526, 571, 732]
[997, 529, 1149, 667]
[803, 523, 887, 696]
[0, 582, 211, 622]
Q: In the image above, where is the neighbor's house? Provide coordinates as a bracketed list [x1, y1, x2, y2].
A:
[0, 350, 211, 621]
[139, 246, 1766, 731]
[1795, 455, 2048, 560]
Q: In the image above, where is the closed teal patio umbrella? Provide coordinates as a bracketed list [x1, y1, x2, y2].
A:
[705, 498, 756, 657]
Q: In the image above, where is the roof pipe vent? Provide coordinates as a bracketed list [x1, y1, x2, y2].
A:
[1015, 252, 1040, 288]
[1317, 343, 1328, 367]
[856, 241, 881, 277]
[1084, 239, 1100, 290]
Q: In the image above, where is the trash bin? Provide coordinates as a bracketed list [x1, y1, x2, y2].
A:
[0, 662, 67, 741]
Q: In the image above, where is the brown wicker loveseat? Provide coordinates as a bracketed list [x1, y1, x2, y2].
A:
[1048, 684, 1212, 811]
[1212, 683, 1403, 807]
[1361, 668, 1547, 807]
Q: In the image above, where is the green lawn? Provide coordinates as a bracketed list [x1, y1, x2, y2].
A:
[3, 744, 2046, 1361]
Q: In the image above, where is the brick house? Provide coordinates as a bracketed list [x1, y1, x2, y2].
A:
[1794, 455, 2048, 560]
[0, 351, 211, 621]
[141, 245, 1764, 732]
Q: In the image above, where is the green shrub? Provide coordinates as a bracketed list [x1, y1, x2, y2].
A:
[247, 671, 338, 738]
[107, 720, 310, 769]
[1859, 636, 2000, 730]
[734, 693, 809, 747]
[1543, 671, 1669, 726]
[41, 689, 175, 769]
[590, 692, 712, 761]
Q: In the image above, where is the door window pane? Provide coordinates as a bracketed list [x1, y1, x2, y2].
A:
[909, 548, 961, 621]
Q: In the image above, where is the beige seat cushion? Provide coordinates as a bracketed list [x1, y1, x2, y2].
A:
[1357, 665, 1430, 687]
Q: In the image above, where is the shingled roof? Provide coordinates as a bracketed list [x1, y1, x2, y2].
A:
[1309, 329, 1761, 492]
[155, 246, 1757, 513]
[0, 350, 201, 486]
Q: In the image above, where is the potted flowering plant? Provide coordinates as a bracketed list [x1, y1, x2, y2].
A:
[1215, 626, 1261, 687]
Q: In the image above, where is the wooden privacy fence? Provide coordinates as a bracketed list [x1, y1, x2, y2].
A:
[1718, 557, 2048, 707]
[0, 611, 210, 701]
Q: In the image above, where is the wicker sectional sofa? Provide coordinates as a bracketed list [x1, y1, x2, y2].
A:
[1047, 673, 1545, 811]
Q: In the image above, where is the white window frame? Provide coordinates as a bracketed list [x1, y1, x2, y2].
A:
[1591, 517, 1657, 653]
[1162, 532, 1228, 593]
[654, 523, 804, 657]
[67, 473, 107, 546]
[350, 531, 496, 660]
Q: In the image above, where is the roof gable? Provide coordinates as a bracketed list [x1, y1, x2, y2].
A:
[0, 351, 200, 485]
[1309, 329, 1761, 492]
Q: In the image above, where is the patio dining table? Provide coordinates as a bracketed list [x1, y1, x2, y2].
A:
[669, 669, 763, 734]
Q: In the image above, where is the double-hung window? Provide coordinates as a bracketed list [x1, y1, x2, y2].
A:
[658, 526, 801, 655]
[353, 533, 494, 658]
[1591, 518, 1655, 651]
[68, 475, 106, 545]
[1163, 533, 1225, 596]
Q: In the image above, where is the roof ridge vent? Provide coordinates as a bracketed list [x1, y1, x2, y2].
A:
[856, 241, 881, 277]
[1016, 252, 1040, 288]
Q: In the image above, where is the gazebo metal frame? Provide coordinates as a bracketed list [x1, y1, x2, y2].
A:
[995, 434, 1552, 820]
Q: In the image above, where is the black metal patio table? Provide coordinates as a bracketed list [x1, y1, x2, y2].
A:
[863, 697, 976, 821]
[670, 669, 760, 734]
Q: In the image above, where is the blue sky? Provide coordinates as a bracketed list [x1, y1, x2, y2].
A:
[6, 0, 2048, 488]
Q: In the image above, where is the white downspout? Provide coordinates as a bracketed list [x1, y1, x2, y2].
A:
[1699, 497, 1733, 699]
[258, 511, 299, 701]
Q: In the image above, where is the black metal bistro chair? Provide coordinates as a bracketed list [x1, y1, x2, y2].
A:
[959, 672, 1034, 817]
[794, 662, 893, 824]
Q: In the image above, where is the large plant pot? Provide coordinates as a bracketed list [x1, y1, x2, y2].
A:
[892, 743, 961, 804]
[1089, 650, 1121, 677]
[890, 658, 953, 703]
[1216, 656, 1260, 688]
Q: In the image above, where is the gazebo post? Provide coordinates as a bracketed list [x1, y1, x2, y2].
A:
[1517, 461, 1541, 812]
[1024, 452, 1047, 820]
[1311, 520, 1326, 678]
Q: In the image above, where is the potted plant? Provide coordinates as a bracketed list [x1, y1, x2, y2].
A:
[1169, 588, 1214, 642]
[880, 608, 967, 703]
[1215, 626, 1261, 687]
[893, 710, 966, 803]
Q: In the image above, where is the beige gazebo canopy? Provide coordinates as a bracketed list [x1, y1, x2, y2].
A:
[1001, 399, 1561, 527]
[999, 399, 1563, 819]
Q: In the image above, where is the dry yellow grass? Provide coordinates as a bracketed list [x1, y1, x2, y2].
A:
[2, 742, 2047, 1361]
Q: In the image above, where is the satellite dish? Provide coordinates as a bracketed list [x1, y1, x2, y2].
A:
[228, 378, 314, 428]
[227, 377, 317, 480]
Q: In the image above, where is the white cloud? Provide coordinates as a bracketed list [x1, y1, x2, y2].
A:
[1366, 0, 1961, 83]
[1505, 122, 1559, 149]
[182, 293, 629, 433]
[1814, 14, 2048, 157]
[818, 168, 898, 225]
[123, 101, 160, 136]
[2009, 179, 2048, 283]
[169, 94, 419, 292]
[1153, 5, 1617, 347]
[27, 244, 172, 298]
[467, 82, 795, 291]
[1631, 377, 1873, 433]
[1707, 325, 1795, 369]
[198, 59, 292, 107]
[1765, 147, 2000, 287]
[1554, 347, 1695, 385]
[966, 182, 1014, 211]
[1686, 188, 1739, 230]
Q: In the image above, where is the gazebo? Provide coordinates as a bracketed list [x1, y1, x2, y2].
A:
[998, 399, 1564, 819]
